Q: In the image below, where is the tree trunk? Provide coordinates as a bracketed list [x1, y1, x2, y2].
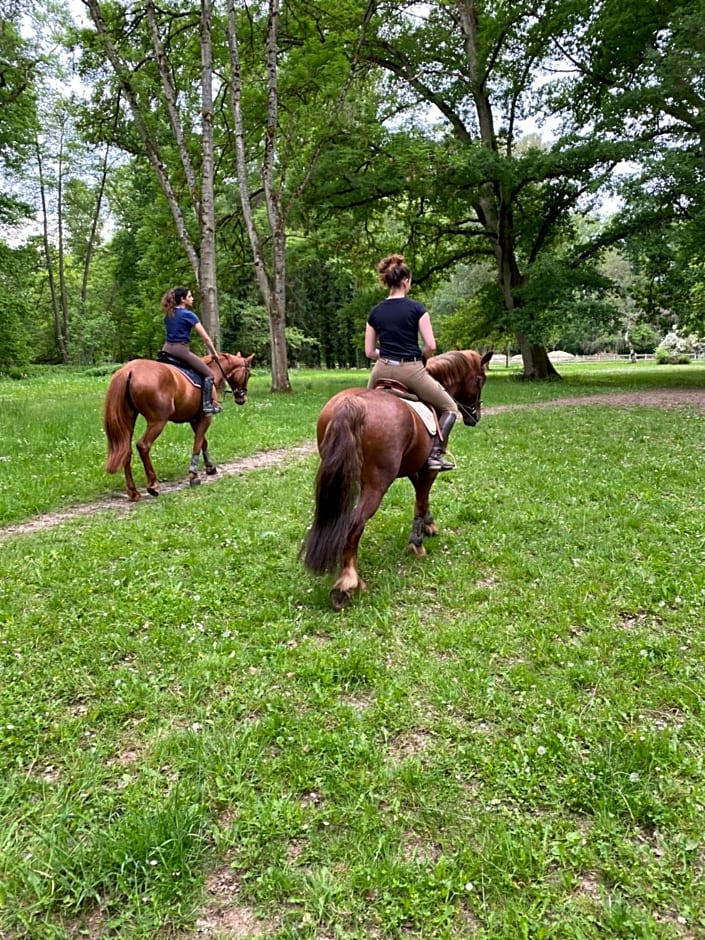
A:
[198, 0, 220, 344]
[80, 138, 111, 324]
[515, 332, 560, 379]
[35, 140, 68, 363]
[225, 0, 291, 391]
[262, 0, 290, 392]
[56, 123, 71, 359]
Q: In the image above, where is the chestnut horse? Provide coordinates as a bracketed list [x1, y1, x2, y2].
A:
[104, 352, 254, 501]
[302, 350, 492, 609]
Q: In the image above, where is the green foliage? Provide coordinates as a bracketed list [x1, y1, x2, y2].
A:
[221, 301, 271, 361]
[286, 250, 358, 367]
[628, 323, 662, 354]
[435, 279, 507, 352]
[0, 241, 35, 367]
[0, 16, 39, 224]
[0, 0, 703, 379]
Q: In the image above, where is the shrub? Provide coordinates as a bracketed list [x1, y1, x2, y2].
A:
[0, 366, 29, 380]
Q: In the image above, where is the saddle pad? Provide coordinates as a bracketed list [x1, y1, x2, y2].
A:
[403, 399, 437, 435]
[156, 352, 202, 387]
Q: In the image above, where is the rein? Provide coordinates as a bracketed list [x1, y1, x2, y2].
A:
[212, 354, 229, 388]
[214, 355, 250, 401]
[428, 352, 486, 427]
[456, 398, 480, 424]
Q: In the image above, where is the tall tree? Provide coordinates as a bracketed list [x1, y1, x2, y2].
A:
[297, 0, 674, 377]
[81, 0, 221, 341]
[0, 11, 38, 226]
[598, 0, 705, 334]
[226, 0, 290, 392]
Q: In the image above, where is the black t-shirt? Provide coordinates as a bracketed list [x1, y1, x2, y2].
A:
[368, 297, 426, 359]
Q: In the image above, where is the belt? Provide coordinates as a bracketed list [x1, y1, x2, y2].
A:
[382, 357, 421, 365]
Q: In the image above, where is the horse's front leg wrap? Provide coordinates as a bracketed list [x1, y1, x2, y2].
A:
[409, 516, 425, 549]
[189, 454, 201, 486]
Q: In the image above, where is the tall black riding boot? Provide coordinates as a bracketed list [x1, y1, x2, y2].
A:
[426, 411, 457, 471]
[201, 377, 222, 415]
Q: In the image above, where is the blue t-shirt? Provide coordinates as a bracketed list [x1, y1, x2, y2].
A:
[165, 305, 199, 344]
[367, 297, 426, 360]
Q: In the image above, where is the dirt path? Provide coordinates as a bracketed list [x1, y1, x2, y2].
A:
[3, 389, 705, 539]
[0, 443, 318, 539]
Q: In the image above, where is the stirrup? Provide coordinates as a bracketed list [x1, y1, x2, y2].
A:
[203, 402, 222, 415]
[426, 449, 455, 471]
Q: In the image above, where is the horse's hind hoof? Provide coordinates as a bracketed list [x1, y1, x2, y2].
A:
[206, 466, 217, 476]
[330, 588, 352, 611]
[147, 487, 159, 497]
[408, 542, 427, 557]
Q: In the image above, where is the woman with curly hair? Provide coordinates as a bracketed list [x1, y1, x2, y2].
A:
[161, 286, 221, 415]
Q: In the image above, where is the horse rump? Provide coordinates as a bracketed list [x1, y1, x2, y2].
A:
[301, 397, 365, 575]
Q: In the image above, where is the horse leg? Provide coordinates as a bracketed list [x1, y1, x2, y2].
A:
[329, 487, 382, 610]
[123, 451, 141, 503]
[408, 475, 437, 556]
[135, 420, 168, 497]
[120, 415, 140, 502]
[189, 416, 212, 487]
[201, 434, 217, 476]
[330, 536, 367, 611]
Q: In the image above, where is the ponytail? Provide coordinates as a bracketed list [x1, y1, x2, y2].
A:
[161, 286, 190, 318]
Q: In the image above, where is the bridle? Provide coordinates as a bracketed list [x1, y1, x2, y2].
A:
[456, 398, 481, 425]
[454, 372, 485, 426]
[213, 355, 251, 404]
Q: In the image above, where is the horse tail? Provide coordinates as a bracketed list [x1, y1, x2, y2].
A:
[103, 367, 135, 474]
[302, 398, 365, 575]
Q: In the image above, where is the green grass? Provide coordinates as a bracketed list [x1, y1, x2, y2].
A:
[1, 358, 703, 525]
[1, 361, 705, 937]
[0, 366, 352, 524]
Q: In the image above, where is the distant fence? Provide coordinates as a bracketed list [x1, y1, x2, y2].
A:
[491, 353, 657, 368]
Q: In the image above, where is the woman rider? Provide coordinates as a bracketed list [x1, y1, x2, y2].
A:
[364, 254, 460, 471]
[161, 286, 221, 415]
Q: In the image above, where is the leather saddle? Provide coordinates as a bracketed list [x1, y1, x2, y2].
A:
[373, 378, 439, 436]
[157, 350, 202, 387]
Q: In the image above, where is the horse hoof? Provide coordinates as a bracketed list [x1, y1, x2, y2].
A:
[189, 476, 201, 487]
[206, 466, 217, 476]
[330, 588, 352, 611]
[408, 542, 427, 557]
[146, 487, 159, 497]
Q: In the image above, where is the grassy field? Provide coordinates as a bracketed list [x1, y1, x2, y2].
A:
[1, 360, 705, 938]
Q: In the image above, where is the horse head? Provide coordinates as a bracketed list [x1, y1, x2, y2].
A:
[213, 352, 255, 405]
[428, 349, 492, 426]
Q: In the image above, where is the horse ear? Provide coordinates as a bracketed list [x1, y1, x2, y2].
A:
[481, 350, 493, 367]
[247, 354, 255, 364]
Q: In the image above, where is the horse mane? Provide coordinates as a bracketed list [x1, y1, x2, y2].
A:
[426, 350, 477, 386]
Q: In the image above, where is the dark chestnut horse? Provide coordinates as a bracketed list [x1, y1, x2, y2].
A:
[302, 349, 492, 609]
[104, 352, 254, 501]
